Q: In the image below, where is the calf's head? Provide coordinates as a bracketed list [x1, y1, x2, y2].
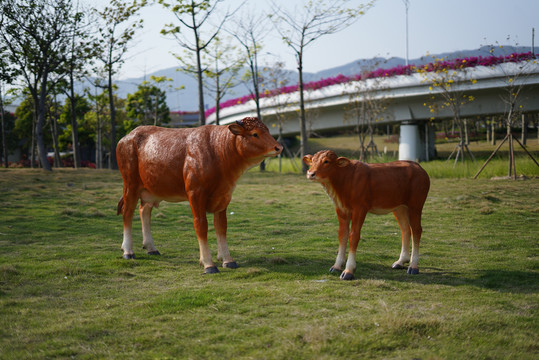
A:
[228, 117, 283, 161]
[303, 150, 350, 182]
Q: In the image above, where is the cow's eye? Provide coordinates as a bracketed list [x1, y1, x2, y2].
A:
[323, 160, 329, 164]
[252, 133, 259, 138]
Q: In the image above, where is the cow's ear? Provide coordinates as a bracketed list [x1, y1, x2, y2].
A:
[336, 157, 350, 167]
[303, 155, 313, 166]
[228, 123, 244, 135]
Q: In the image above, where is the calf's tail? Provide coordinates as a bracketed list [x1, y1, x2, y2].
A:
[117, 197, 124, 216]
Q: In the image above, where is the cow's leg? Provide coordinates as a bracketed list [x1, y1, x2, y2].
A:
[407, 209, 423, 275]
[341, 210, 366, 280]
[188, 197, 218, 274]
[139, 203, 160, 255]
[121, 190, 138, 259]
[214, 210, 237, 269]
[392, 206, 411, 270]
[330, 214, 350, 274]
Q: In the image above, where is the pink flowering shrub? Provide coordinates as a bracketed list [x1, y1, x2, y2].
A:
[205, 52, 536, 118]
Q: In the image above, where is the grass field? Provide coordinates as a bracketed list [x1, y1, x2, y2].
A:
[0, 165, 537, 359]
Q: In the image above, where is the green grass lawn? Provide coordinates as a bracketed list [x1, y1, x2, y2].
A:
[0, 168, 538, 359]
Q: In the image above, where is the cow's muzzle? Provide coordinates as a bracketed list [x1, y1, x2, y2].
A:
[306, 171, 316, 180]
[267, 144, 283, 157]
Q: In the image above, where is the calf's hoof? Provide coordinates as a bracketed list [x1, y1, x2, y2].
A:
[329, 266, 342, 274]
[122, 254, 135, 260]
[223, 261, 238, 269]
[407, 267, 419, 275]
[340, 271, 355, 281]
[203, 266, 220, 274]
[392, 263, 405, 270]
[147, 250, 161, 256]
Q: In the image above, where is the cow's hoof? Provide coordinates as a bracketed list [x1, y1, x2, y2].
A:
[122, 254, 136, 260]
[329, 266, 342, 274]
[147, 250, 161, 256]
[392, 263, 405, 270]
[203, 266, 220, 274]
[340, 271, 355, 281]
[223, 261, 238, 269]
[407, 267, 419, 275]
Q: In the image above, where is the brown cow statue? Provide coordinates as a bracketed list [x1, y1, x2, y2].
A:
[303, 150, 430, 280]
[116, 117, 283, 274]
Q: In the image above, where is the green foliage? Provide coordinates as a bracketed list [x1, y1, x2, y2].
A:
[58, 95, 92, 151]
[125, 80, 170, 130]
[0, 169, 537, 358]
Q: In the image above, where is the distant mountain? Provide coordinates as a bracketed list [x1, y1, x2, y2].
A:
[113, 45, 533, 112]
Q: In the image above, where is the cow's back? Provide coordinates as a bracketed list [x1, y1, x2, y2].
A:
[334, 160, 429, 212]
[117, 126, 196, 200]
[366, 161, 430, 210]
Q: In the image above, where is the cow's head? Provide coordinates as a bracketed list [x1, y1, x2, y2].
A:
[228, 117, 283, 162]
[303, 150, 350, 182]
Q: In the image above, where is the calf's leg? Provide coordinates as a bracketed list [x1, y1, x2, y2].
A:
[330, 215, 350, 273]
[120, 191, 139, 259]
[341, 211, 366, 280]
[188, 197, 218, 274]
[407, 209, 423, 275]
[139, 203, 160, 255]
[214, 210, 237, 269]
[392, 206, 411, 270]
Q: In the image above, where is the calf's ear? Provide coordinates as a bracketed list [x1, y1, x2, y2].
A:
[228, 123, 244, 135]
[303, 155, 313, 165]
[336, 157, 350, 167]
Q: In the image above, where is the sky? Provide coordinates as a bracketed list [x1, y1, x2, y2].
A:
[96, 0, 538, 80]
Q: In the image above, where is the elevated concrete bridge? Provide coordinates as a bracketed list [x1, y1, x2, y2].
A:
[207, 62, 539, 161]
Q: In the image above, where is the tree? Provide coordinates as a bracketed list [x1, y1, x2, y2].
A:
[0, 105, 16, 167]
[229, 7, 269, 123]
[14, 93, 44, 163]
[85, 82, 110, 169]
[345, 72, 390, 161]
[125, 76, 171, 131]
[269, 0, 374, 172]
[63, 1, 97, 169]
[59, 94, 91, 165]
[420, 57, 477, 166]
[202, 37, 244, 125]
[94, 0, 146, 169]
[158, 0, 238, 126]
[264, 61, 299, 172]
[0, 15, 20, 168]
[474, 52, 539, 179]
[0, 0, 83, 171]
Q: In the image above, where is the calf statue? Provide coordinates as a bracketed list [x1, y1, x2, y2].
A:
[116, 117, 282, 274]
[303, 150, 430, 280]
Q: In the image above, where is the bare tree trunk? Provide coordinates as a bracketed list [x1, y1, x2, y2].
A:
[521, 113, 528, 146]
[194, 25, 205, 127]
[70, 72, 81, 168]
[31, 112, 36, 168]
[50, 114, 62, 167]
[491, 119, 496, 145]
[298, 54, 308, 173]
[464, 119, 469, 145]
[0, 86, 7, 168]
[107, 67, 117, 170]
[36, 73, 52, 171]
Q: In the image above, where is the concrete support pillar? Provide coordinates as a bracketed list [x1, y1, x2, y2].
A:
[399, 123, 421, 161]
[399, 122, 436, 162]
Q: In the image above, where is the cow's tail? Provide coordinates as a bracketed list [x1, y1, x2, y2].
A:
[117, 196, 124, 216]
